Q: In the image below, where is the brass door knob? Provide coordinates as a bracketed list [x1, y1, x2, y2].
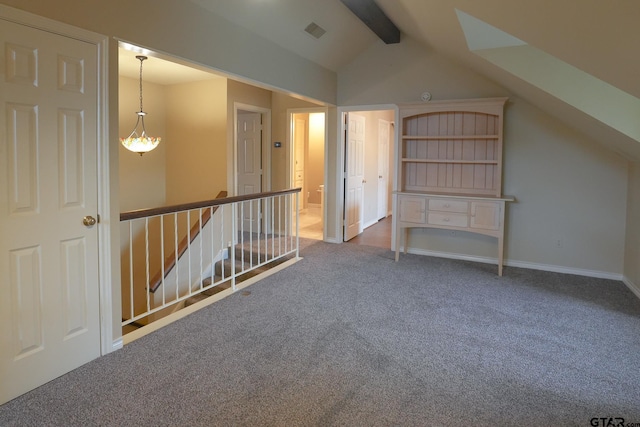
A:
[82, 216, 97, 227]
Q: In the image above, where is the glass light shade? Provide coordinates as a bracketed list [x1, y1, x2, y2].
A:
[120, 132, 161, 155]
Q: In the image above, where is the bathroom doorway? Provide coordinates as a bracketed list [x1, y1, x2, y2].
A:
[289, 109, 326, 240]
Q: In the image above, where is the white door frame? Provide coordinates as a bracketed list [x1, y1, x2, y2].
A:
[0, 5, 114, 354]
[336, 105, 398, 245]
[287, 107, 328, 238]
[377, 118, 392, 220]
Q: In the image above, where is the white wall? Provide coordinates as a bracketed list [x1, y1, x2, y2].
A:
[503, 99, 627, 275]
[338, 37, 507, 105]
[624, 162, 640, 296]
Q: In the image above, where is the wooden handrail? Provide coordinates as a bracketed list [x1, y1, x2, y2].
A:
[120, 188, 302, 221]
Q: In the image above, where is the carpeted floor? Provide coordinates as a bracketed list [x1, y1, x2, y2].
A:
[1, 239, 640, 426]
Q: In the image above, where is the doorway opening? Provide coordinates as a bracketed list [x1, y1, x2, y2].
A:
[289, 109, 326, 240]
[342, 108, 395, 243]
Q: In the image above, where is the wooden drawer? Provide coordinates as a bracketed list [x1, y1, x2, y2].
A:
[399, 196, 426, 224]
[470, 201, 501, 230]
[427, 212, 469, 228]
[428, 198, 468, 213]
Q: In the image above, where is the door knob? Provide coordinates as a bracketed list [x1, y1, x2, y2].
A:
[82, 215, 97, 227]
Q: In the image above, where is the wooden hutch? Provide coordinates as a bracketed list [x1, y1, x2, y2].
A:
[394, 97, 514, 275]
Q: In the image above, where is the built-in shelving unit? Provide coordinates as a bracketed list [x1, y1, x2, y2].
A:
[394, 97, 514, 275]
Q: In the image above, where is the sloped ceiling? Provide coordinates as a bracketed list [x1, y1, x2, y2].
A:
[376, 0, 640, 159]
[178, 0, 640, 159]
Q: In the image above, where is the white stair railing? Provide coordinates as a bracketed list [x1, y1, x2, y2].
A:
[120, 188, 301, 330]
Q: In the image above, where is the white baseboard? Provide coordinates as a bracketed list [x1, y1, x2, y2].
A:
[111, 338, 123, 352]
[405, 247, 624, 281]
[623, 276, 640, 299]
[324, 237, 342, 244]
[506, 259, 623, 281]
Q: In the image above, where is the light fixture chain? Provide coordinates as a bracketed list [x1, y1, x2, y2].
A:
[138, 56, 145, 113]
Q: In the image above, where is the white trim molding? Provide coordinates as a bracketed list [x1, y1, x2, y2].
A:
[404, 247, 625, 282]
[622, 276, 640, 300]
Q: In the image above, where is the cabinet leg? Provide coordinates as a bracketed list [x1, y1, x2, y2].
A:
[404, 229, 409, 254]
[498, 236, 504, 276]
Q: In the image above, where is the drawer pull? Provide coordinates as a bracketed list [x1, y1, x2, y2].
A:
[444, 203, 450, 208]
[443, 217, 450, 222]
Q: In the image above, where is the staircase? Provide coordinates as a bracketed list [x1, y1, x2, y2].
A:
[120, 188, 302, 340]
[184, 241, 296, 307]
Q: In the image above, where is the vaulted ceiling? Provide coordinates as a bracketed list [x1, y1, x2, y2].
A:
[123, 0, 640, 159]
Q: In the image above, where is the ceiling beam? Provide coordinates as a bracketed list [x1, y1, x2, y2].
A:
[339, 0, 400, 44]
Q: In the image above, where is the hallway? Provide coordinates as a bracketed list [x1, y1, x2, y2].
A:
[346, 216, 392, 249]
[296, 205, 392, 250]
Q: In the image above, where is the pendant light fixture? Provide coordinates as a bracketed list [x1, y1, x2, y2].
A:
[120, 55, 161, 155]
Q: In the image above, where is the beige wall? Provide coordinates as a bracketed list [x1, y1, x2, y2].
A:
[119, 76, 167, 212]
[165, 78, 228, 204]
[120, 76, 228, 207]
[270, 93, 322, 191]
[0, 0, 336, 105]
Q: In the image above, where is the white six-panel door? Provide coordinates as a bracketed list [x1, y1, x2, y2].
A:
[344, 113, 365, 241]
[236, 111, 263, 231]
[0, 18, 101, 404]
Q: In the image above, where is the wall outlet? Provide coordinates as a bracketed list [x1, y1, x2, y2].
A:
[555, 238, 563, 248]
[450, 230, 457, 236]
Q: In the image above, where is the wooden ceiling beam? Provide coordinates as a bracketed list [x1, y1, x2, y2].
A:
[339, 0, 400, 44]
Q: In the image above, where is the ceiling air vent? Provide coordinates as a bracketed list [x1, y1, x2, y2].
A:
[304, 22, 326, 39]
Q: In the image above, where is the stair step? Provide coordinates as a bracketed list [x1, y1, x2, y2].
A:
[215, 247, 293, 277]
[185, 249, 294, 308]
[184, 279, 232, 307]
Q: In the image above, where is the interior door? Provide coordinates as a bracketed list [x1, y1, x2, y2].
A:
[344, 113, 365, 241]
[0, 18, 101, 404]
[236, 111, 262, 232]
[377, 119, 390, 220]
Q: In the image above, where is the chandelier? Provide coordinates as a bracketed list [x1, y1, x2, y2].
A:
[120, 55, 161, 155]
